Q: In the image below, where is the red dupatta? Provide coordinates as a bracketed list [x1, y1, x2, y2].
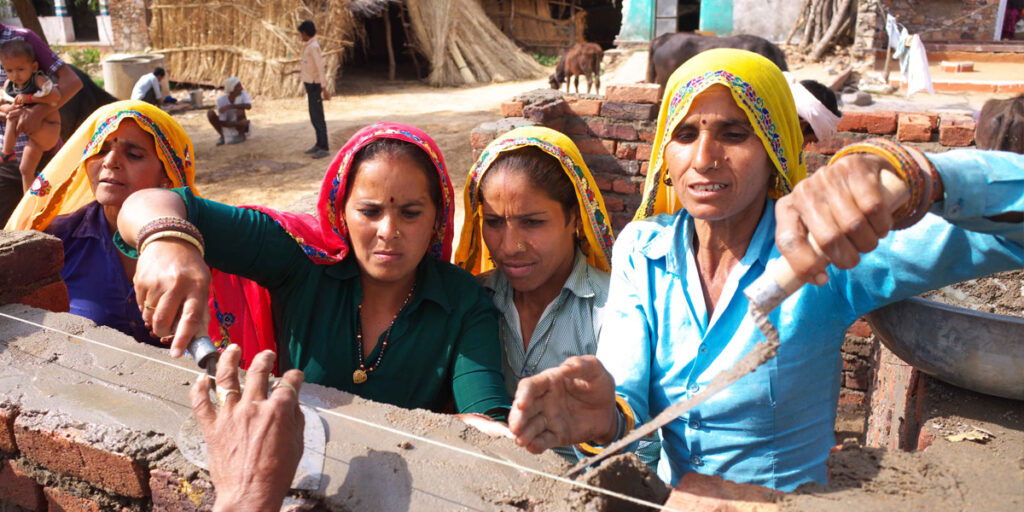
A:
[208, 123, 456, 371]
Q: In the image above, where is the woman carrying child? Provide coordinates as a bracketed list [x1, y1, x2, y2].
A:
[0, 38, 60, 193]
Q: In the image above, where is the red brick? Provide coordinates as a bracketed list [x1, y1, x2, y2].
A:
[43, 487, 101, 512]
[916, 423, 937, 451]
[605, 83, 661, 104]
[500, 101, 524, 117]
[846, 320, 872, 339]
[995, 82, 1024, 94]
[573, 137, 607, 155]
[836, 110, 898, 134]
[838, 389, 866, 406]
[638, 127, 657, 142]
[14, 416, 149, 498]
[586, 120, 637, 140]
[600, 101, 658, 121]
[0, 460, 44, 511]
[544, 117, 565, 133]
[149, 469, 215, 512]
[0, 232, 65, 306]
[17, 280, 69, 313]
[564, 97, 602, 116]
[588, 155, 640, 176]
[636, 143, 653, 161]
[470, 131, 493, 149]
[845, 372, 871, 391]
[896, 113, 932, 142]
[523, 99, 566, 124]
[563, 116, 591, 136]
[602, 139, 617, 154]
[615, 143, 636, 160]
[865, 345, 924, 451]
[612, 178, 639, 194]
[593, 175, 613, 191]
[939, 114, 975, 147]
[803, 132, 870, 156]
[0, 405, 17, 453]
[665, 473, 782, 512]
[640, 161, 649, 176]
[603, 196, 625, 212]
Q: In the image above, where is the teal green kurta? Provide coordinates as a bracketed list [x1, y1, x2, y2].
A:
[175, 188, 510, 418]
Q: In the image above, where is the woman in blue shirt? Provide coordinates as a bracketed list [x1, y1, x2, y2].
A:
[507, 49, 1023, 490]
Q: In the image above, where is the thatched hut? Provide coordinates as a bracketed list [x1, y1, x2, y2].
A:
[148, 0, 544, 97]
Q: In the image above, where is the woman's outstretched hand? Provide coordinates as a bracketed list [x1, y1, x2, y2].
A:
[191, 346, 305, 512]
[508, 355, 618, 454]
[118, 188, 211, 357]
[774, 153, 898, 286]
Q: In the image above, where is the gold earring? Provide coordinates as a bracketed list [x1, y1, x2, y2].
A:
[663, 173, 673, 187]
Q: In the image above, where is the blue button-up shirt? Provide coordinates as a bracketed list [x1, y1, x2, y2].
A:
[46, 202, 160, 345]
[598, 149, 1023, 490]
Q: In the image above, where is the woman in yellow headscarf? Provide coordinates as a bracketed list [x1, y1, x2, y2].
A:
[5, 100, 198, 345]
[509, 48, 1021, 492]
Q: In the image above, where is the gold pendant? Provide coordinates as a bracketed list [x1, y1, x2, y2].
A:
[353, 369, 368, 384]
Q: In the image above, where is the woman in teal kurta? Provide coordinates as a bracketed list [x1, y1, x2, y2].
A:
[118, 123, 509, 421]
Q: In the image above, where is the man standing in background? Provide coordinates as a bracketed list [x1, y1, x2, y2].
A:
[293, 20, 329, 159]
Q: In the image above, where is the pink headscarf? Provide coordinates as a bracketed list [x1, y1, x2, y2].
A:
[250, 122, 455, 263]
[208, 123, 455, 370]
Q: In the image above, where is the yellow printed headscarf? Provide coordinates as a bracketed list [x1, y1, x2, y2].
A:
[454, 126, 614, 275]
[635, 48, 805, 220]
[5, 100, 199, 231]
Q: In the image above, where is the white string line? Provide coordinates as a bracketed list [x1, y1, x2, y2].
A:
[0, 310, 683, 512]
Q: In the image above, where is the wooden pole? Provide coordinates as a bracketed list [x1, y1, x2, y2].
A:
[11, 0, 47, 45]
[384, 4, 396, 81]
[569, 0, 576, 46]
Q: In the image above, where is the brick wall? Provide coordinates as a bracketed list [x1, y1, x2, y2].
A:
[855, 0, 1002, 55]
[108, 0, 152, 52]
[0, 231, 68, 313]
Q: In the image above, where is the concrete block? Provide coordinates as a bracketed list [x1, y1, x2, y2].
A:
[665, 472, 782, 511]
[836, 111, 898, 134]
[499, 101, 524, 117]
[14, 413, 151, 498]
[939, 115, 975, 147]
[564, 97, 602, 117]
[149, 469, 215, 512]
[0, 459, 45, 511]
[605, 83, 660, 104]
[600, 102, 658, 121]
[897, 113, 933, 142]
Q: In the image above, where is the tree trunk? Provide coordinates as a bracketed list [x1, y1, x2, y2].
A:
[384, 5, 396, 81]
[11, 0, 47, 45]
[810, 0, 855, 61]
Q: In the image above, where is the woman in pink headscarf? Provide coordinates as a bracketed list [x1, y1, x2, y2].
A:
[115, 123, 511, 423]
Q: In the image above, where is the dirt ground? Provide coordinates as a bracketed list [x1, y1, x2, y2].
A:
[170, 75, 549, 240]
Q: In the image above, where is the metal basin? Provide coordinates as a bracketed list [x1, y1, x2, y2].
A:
[866, 296, 1024, 400]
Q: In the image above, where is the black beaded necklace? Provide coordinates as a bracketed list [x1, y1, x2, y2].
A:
[353, 285, 416, 384]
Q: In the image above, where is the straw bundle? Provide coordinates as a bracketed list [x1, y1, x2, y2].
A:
[405, 0, 545, 87]
[149, 0, 356, 97]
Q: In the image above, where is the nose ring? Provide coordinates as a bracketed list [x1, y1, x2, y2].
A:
[516, 241, 525, 250]
[712, 160, 719, 169]
[395, 229, 402, 238]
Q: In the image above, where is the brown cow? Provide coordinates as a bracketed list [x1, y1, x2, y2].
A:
[549, 42, 603, 95]
[976, 94, 1024, 153]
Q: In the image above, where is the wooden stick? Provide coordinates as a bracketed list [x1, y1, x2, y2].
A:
[384, 5, 396, 81]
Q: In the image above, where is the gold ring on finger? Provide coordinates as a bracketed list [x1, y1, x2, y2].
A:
[143, 302, 157, 310]
[215, 387, 240, 404]
[272, 379, 299, 397]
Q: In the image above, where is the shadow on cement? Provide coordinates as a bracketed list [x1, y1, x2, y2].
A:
[333, 449, 412, 511]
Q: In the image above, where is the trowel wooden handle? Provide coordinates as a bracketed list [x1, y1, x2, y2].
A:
[747, 170, 909, 312]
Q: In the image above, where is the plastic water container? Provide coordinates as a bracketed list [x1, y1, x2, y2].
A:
[189, 89, 203, 108]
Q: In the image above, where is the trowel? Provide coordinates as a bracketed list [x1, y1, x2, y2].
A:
[567, 170, 910, 476]
[178, 335, 328, 491]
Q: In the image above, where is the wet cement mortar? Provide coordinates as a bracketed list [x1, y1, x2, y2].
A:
[0, 304, 670, 511]
[923, 270, 1024, 318]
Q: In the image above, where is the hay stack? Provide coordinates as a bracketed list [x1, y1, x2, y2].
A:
[148, 0, 356, 97]
[405, 0, 545, 86]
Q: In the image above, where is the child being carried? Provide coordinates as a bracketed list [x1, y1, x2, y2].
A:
[0, 39, 61, 193]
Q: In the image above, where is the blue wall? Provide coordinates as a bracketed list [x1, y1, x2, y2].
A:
[699, 0, 733, 35]
[617, 0, 654, 43]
